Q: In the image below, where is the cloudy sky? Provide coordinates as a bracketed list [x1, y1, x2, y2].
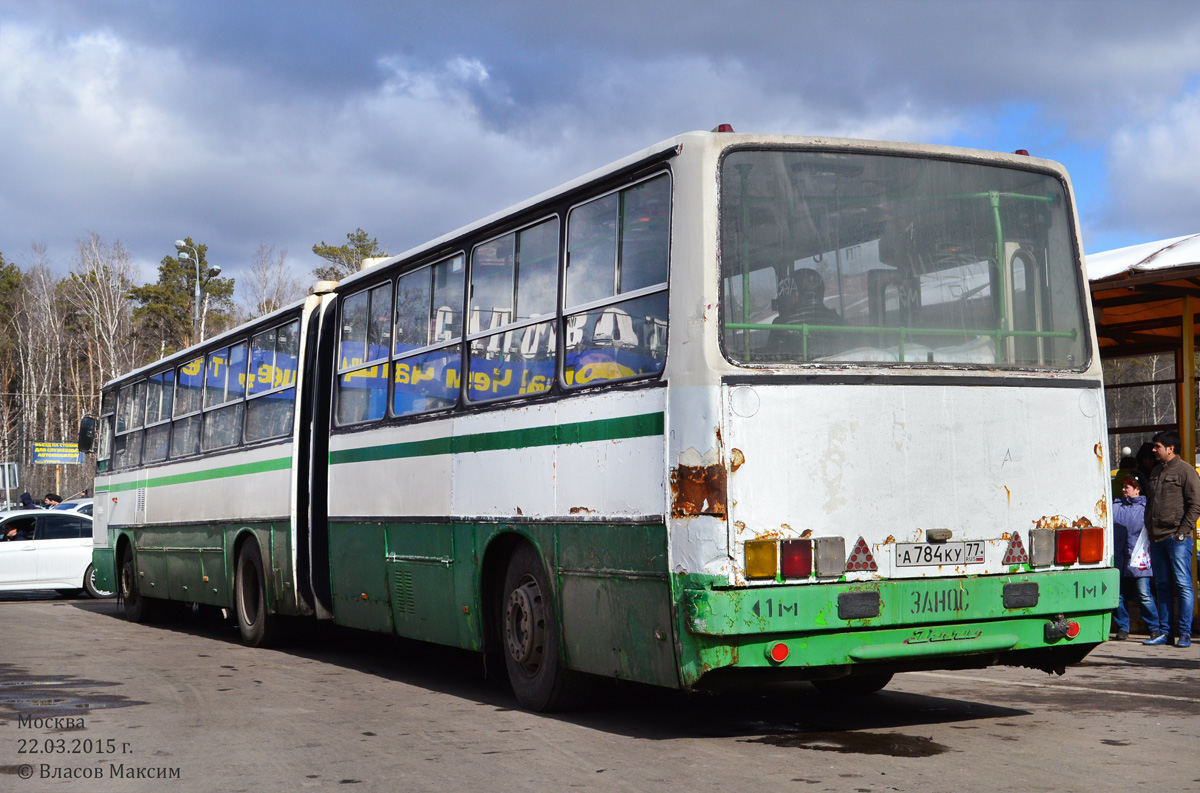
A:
[1, 0, 1198, 292]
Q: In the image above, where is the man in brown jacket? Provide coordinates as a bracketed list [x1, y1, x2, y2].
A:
[1141, 430, 1197, 647]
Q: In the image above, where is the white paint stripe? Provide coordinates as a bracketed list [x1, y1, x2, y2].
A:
[906, 671, 1200, 704]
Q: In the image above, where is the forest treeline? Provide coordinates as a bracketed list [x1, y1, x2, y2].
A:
[0, 229, 384, 502]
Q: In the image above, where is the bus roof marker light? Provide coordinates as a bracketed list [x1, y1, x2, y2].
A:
[712, 123, 735, 133]
[1013, 149, 1030, 156]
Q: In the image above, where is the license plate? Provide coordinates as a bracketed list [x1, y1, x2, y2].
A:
[895, 541, 985, 567]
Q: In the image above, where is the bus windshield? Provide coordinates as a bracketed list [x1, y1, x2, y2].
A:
[720, 149, 1088, 368]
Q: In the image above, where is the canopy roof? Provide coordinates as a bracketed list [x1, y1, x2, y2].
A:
[1086, 233, 1200, 357]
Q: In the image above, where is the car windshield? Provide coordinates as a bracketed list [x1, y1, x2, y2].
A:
[720, 149, 1087, 368]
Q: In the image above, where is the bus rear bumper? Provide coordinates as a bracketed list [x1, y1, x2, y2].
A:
[677, 568, 1116, 685]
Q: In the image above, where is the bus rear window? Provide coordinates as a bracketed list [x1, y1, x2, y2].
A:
[720, 150, 1087, 369]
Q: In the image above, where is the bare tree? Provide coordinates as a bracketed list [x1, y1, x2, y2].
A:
[238, 244, 306, 322]
[65, 232, 141, 406]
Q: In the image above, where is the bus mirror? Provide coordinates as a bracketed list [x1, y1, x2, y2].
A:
[78, 415, 97, 453]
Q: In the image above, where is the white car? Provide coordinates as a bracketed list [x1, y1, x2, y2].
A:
[0, 509, 112, 598]
[53, 498, 94, 516]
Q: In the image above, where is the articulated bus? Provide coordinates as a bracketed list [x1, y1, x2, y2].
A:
[84, 130, 1118, 710]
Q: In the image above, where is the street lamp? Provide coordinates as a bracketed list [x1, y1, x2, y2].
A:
[174, 240, 222, 344]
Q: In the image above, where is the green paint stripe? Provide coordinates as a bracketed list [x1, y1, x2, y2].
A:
[330, 411, 665, 466]
[107, 456, 292, 492]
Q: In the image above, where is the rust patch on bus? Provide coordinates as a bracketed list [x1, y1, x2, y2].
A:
[569, 506, 594, 515]
[730, 448, 745, 473]
[671, 464, 727, 518]
[1095, 497, 1107, 523]
[799, 528, 812, 538]
[1033, 515, 1094, 529]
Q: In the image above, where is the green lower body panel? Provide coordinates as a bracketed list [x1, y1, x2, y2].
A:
[104, 522, 301, 614]
[676, 568, 1118, 686]
[327, 520, 678, 688]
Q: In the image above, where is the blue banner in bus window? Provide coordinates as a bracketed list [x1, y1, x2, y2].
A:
[467, 321, 555, 401]
[340, 342, 391, 371]
[247, 350, 299, 395]
[393, 345, 461, 416]
[337, 362, 389, 424]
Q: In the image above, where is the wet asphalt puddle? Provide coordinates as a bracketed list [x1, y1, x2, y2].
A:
[0, 663, 144, 721]
[742, 730, 948, 757]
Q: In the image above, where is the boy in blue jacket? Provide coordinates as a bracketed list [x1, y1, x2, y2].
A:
[1112, 473, 1162, 640]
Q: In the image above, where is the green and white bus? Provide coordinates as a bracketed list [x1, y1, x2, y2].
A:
[84, 129, 1117, 711]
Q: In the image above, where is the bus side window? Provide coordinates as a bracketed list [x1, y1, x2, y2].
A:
[202, 342, 248, 450]
[563, 173, 670, 389]
[337, 283, 392, 425]
[246, 319, 300, 442]
[171, 355, 204, 458]
[467, 219, 559, 403]
[393, 255, 463, 417]
[113, 380, 146, 469]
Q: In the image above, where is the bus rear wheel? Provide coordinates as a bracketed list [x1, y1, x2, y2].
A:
[119, 544, 157, 622]
[500, 543, 592, 712]
[235, 540, 278, 647]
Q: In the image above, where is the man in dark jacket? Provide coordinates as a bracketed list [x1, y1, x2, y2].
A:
[1142, 430, 1198, 647]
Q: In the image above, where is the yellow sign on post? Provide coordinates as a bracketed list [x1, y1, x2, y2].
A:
[32, 442, 83, 465]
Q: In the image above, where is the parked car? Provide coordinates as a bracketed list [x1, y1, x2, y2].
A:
[0, 509, 111, 598]
[53, 498, 94, 516]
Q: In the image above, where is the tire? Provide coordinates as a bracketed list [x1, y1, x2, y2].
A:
[500, 543, 593, 712]
[811, 672, 893, 697]
[119, 544, 158, 622]
[83, 563, 114, 599]
[234, 540, 278, 647]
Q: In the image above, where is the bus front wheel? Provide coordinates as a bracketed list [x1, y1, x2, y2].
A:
[235, 540, 278, 647]
[500, 543, 593, 712]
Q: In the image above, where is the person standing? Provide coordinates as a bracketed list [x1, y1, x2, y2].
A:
[1111, 473, 1162, 640]
[1142, 430, 1198, 648]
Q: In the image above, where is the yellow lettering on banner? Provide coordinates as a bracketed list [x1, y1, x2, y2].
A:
[525, 375, 549, 393]
[182, 359, 203, 376]
[563, 367, 576, 386]
[445, 369, 460, 389]
[491, 368, 511, 391]
[472, 371, 491, 391]
[394, 363, 411, 384]
[412, 365, 436, 384]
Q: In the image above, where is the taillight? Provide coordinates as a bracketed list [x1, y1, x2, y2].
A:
[745, 540, 777, 580]
[1055, 529, 1081, 565]
[1079, 527, 1104, 563]
[781, 539, 813, 578]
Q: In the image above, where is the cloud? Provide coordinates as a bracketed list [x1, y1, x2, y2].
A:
[1105, 88, 1200, 241]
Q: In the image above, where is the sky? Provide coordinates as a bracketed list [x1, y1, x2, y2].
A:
[1, 0, 1199, 292]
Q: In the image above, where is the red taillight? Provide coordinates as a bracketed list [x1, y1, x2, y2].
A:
[1065, 621, 1080, 639]
[781, 539, 813, 578]
[1055, 529, 1081, 565]
[767, 642, 789, 663]
[1079, 527, 1104, 563]
[1013, 149, 1030, 155]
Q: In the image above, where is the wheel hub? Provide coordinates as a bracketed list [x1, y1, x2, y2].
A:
[504, 576, 545, 672]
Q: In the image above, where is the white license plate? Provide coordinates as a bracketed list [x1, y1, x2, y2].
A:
[895, 541, 986, 567]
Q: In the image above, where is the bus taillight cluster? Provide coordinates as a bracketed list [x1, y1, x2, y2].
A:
[744, 537, 849, 580]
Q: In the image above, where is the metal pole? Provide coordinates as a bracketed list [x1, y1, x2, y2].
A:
[1178, 294, 1195, 465]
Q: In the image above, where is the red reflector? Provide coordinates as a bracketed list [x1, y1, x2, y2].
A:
[712, 123, 735, 133]
[1055, 529, 1080, 565]
[781, 539, 813, 578]
[1065, 621, 1080, 639]
[768, 642, 789, 663]
[1079, 527, 1104, 563]
[1013, 149, 1030, 155]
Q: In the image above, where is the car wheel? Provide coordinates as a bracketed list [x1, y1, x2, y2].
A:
[84, 563, 114, 599]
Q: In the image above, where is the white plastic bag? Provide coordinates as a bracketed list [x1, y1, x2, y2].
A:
[1130, 528, 1151, 570]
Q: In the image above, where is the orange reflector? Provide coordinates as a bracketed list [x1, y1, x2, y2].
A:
[767, 642, 789, 663]
[1079, 527, 1104, 563]
[1066, 621, 1080, 639]
[781, 539, 813, 578]
[745, 540, 778, 579]
[1055, 529, 1080, 565]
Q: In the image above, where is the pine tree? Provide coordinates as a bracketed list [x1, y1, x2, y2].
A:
[311, 228, 387, 281]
